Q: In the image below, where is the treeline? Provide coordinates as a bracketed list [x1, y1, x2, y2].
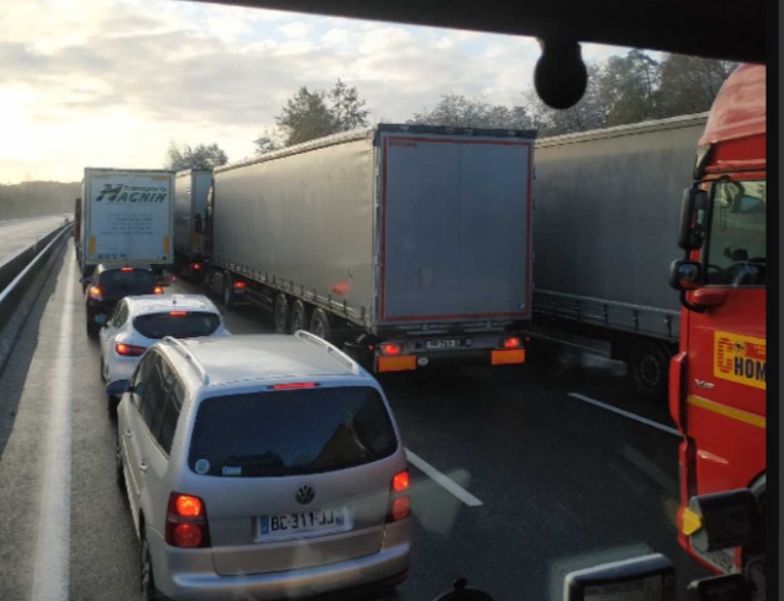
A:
[0, 181, 79, 220]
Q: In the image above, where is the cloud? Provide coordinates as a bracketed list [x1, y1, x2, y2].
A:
[0, 0, 628, 183]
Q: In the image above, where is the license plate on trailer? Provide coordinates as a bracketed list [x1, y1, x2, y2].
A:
[258, 508, 350, 540]
[425, 338, 462, 350]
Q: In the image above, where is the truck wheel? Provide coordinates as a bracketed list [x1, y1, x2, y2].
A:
[273, 293, 290, 334]
[629, 341, 670, 400]
[289, 300, 308, 333]
[222, 275, 234, 309]
[309, 308, 332, 341]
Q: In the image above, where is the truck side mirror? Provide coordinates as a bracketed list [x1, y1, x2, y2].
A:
[684, 488, 760, 553]
[678, 187, 708, 250]
[669, 259, 702, 291]
[563, 554, 675, 601]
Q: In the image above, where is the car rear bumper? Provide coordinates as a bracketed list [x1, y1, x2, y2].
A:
[151, 521, 411, 600]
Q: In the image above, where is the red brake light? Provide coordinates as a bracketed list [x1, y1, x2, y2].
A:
[189, 262, 202, 271]
[391, 496, 411, 521]
[175, 494, 204, 517]
[233, 280, 247, 290]
[502, 336, 522, 349]
[380, 342, 401, 356]
[169, 311, 188, 317]
[153, 286, 164, 294]
[115, 342, 146, 357]
[172, 523, 202, 547]
[88, 286, 103, 301]
[271, 382, 318, 390]
[392, 470, 410, 492]
[166, 492, 210, 548]
[120, 266, 134, 272]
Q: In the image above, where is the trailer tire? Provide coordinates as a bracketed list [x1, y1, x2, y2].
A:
[222, 275, 235, 309]
[273, 293, 290, 334]
[290, 300, 308, 333]
[629, 340, 670, 400]
[309, 308, 332, 341]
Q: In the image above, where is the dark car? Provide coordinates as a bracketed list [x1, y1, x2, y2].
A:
[85, 264, 163, 337]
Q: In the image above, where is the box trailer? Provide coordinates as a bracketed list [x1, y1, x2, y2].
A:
[78, 167, 174, 280]
[173, 168, 212, 276]
[206, 124, 535, 372]
[530, 113, 708, 397]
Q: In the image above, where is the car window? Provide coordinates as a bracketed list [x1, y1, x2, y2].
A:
[133, 311, 221, 339]
[129, 352, 155, 411]
[110, 302, 128, 328]
[139, 355, 167, 437]
[188, 386, 398, 477]
[157, 377, 184, 455]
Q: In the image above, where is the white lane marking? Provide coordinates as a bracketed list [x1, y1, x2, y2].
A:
[31, 253, 76, 601]
[568, 392, 681, 437]
[405, 449, 484, 507]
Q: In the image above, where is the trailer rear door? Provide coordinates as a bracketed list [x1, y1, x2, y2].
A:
[378, 132, 532, 324]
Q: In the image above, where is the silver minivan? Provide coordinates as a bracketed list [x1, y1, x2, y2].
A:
[116, 331, 411, 600]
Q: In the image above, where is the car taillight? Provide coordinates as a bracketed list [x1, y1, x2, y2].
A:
[88, 286, 103, 301]
[379, 342, 402, 356]
[153, 286, 164, 294]
[501, 336, 522, 349]
[270, 382, 318, 390]
[233, 280, 247, 290]
[387, 470, 411, 522]
[165, 492, 210, 548]
[115, 342, 147, 356]
[189, 262, 202, 271]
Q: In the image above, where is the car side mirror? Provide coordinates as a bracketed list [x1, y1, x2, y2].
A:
[669, 259, 702, 291]
[564, 554, 675, 601]
[678, 187, 708, 250]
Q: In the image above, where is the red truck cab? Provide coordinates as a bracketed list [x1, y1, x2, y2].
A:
[669, 64, 766, 574]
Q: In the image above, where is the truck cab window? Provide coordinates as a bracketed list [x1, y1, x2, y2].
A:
[704, 179, 766, 286]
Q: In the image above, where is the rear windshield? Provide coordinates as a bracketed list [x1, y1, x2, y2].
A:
[99, 269, 156, 294]
[133, 312, 220, 339]
[188, 387, 398, 477]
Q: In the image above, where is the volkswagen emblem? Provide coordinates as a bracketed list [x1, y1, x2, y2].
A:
[296, 484, 315, 505]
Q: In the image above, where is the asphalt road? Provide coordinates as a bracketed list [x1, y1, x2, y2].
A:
[0, 246, 709, 601]
[0, 216, 69, 264]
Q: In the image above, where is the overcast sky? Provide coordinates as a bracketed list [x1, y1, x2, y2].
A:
[0, 0, 632, 184]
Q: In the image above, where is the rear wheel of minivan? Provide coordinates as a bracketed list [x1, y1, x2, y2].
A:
[140, 533, 158, 601]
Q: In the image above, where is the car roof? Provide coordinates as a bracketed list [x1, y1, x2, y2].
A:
[124, 294, 218, 315]
[159, 332, 365, 388]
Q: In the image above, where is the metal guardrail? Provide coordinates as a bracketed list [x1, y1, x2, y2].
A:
[0, 220, 73, 373]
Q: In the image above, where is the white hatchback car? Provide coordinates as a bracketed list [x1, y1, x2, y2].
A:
[100, 294, 230, 409]
[116, 332, 411, 601]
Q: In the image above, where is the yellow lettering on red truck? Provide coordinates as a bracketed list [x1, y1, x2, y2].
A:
[713, 331, 766, 390]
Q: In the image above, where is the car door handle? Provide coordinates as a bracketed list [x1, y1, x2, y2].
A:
[139, 461, 148, 472]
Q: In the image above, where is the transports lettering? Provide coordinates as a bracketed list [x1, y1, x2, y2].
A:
[733, 357, 766, 383]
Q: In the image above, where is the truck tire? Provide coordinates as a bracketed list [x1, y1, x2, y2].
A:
[629, 341, 670, 400]
[273, 293, 290, 334]
[309, 308, 332, 341]
[222, 275, 235, 309]
[290, 300, 308, 333]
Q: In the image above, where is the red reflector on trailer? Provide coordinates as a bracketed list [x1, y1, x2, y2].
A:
[502, 336, 522, 349]
[233, 280, 247, 290]
[379, 342, 402, 356]
[271, 382, 318, 390]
